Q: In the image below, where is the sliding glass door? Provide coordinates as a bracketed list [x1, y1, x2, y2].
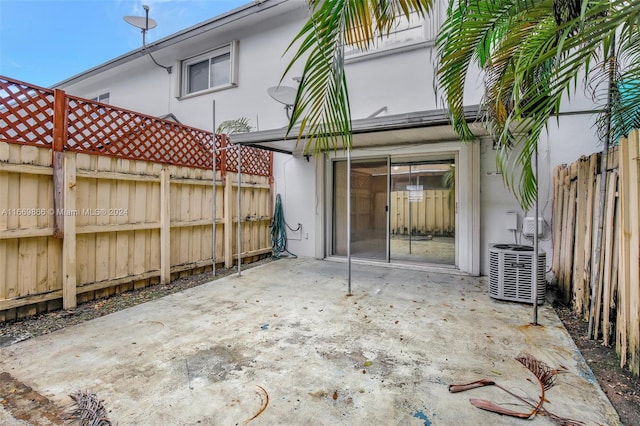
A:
[389, 160, 455, 264]
[333, 159, 388, 260]
[331, 156, 455, 266]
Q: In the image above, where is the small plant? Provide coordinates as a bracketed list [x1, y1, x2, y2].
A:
[216, 117, 252, 135]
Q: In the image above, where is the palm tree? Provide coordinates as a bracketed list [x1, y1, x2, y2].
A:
[216, 117, 253, 135]
[285, 0, 640, 210]
[437, 0, 640, 209]
[283, 0, 432, 154]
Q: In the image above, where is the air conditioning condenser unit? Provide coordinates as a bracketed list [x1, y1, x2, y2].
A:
[489, 244, 546, 304]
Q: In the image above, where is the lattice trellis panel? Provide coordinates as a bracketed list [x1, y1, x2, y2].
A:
[225, 145, 272, 177]
[0, 77, 54, 146]
[0, 76, 272, 177]
[66, 96, 215, 168]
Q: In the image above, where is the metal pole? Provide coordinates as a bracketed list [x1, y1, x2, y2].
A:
[347, 149, 352, 295]
[386, 157, 390, 263]
[409, 165, 412, 254]
[532, 143, 539, 325]
[212, 100, 216, 277]
[237, 144, 242, 277]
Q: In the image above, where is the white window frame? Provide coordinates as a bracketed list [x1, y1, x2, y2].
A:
[180, 41, 238, 98]
[90, 92, 110, 104]
[344, 2, 445, 62]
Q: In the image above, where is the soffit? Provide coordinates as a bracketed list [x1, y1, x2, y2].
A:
[230, 106, 487, 156]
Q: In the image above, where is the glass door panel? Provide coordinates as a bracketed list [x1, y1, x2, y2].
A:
[332, 159, 388, 260]
[389, 159, 455, 264]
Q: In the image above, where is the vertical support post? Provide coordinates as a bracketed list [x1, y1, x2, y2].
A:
[347, 148, 352, 295]
[237, 144, 242, 276]
[224, 158, 233, 268]
[62, 152, 77, 309]
[212, 100, 217, 277]
[160, 167, 171, 284]
[212, 137, 217, 277]
[52, 89, 67, 239]
[409, 165, 413, 254]
[532, 144, 539, 324]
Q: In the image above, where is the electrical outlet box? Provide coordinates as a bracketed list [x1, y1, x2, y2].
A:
[505, 212, 518, 231]
[522, 216, 544, 237]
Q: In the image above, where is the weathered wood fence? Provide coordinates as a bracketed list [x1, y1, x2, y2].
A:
[0, 76, 273, 321]
[390, 189, 454, 236]
[552, 130, 640, 376]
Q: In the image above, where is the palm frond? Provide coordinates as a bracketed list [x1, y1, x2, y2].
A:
[438, 0, 640, 210]
[216, 117, 253, 135]
[284, 0, 432, 155]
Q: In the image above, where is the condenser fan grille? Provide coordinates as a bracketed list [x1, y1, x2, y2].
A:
[488, 244, 546, 304]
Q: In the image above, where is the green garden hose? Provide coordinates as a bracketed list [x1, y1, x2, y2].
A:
[271, 193, 298, 258]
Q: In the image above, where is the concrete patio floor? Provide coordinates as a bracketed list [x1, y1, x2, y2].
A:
[0, 258, 620, 425]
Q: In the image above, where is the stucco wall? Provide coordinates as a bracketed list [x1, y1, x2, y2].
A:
[57, 0, 607, 275]
[271, 153, 318, 258]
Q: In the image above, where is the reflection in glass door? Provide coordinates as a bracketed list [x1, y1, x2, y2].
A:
[389, 160, 455, 264]
[333, 159, 388, 260]
[331, 157, 456, 265]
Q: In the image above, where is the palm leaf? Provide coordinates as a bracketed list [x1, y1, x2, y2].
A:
[283, 0, 432, 155]
[438, 0, 640, 209]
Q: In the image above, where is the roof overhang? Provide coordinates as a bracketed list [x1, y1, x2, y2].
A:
[229, 105, 487, 156]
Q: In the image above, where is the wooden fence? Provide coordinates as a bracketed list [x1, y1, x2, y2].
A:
[0, 75, 273, 321]
[552, 130, 640, 376]
[390, 189, 454, 236]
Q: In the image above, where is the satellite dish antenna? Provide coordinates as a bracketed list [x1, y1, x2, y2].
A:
[123, 5, 172, 74]
[123, 15, 157, 31]
[267, 86, 297, 119]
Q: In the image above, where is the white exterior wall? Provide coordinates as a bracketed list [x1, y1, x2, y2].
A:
[57, 0, 606, 275]
[271, 154, 318, 257]
[346, 47, 437, 117]
[479, 113, 603, 275]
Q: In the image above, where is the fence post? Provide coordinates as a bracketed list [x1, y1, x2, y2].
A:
[224, 165, 233, 268]
[160, 167, 171, 284]
[52, 88, 67, 239]
[220, 134, 228, 181]
[62, 152, 76, 309]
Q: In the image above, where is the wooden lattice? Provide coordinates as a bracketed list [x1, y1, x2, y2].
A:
[0, 76, 54, 147]
[66, 95, 215, 168]
[0, 75, 272, 176]
[225, 144, 272, 177]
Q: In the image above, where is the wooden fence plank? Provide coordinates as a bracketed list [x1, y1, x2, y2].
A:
[62, 152, 77, 309]
[626, 130, 640, 374]
[617, 136, 630, 368]
[573, 157, 589, 316]
[561, 178, 577, 304]
[582, 154, 598, 320]
[0, 240, 6, 299]
[160, 168, 170, 284]
[551, 166, 564, 276]
[602, 172, 619, 345]
[0, 170, 8, 232]
[224, 175, 234, 267]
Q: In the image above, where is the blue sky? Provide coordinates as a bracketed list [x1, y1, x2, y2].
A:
[0, 0, 249, 88]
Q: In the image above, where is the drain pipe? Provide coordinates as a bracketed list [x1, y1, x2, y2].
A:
[347, 148, 352, 295]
